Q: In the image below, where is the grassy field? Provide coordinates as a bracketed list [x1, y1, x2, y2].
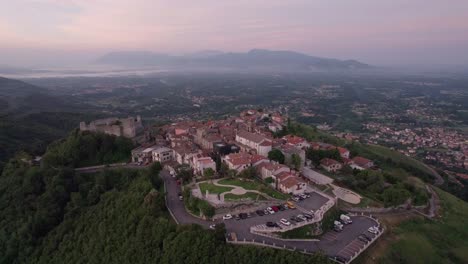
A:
[374, 188, 468, 264]
[218, 178, 260, 190]
[224, 192, 267, 201]
[218, 178, 289, 200]
[199, 182, 233, 194]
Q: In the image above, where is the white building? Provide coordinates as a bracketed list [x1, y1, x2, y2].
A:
[235, 130, 272, 156]
[193, 156, 217, 176]
[151, 147, 174, 163]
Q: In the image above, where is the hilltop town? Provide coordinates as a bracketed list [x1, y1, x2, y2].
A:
[129, 109, 375, 197]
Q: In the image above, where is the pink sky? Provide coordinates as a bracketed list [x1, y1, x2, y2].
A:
[1, 0, 468, 66]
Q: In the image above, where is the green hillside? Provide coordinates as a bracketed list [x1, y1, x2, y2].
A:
[0, 133, 331, 264]
[379, 188, 468, 264]
[288, 122, 439, 182]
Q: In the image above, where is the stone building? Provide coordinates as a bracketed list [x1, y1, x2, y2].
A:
[80, 116, 143, 138]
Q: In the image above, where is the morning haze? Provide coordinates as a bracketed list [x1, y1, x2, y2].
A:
[0, 0, 467, 68]
[1, 2, 468, 264]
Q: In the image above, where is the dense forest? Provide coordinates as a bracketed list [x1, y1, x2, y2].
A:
[0, 132, 330, 264]
[42, 130, 134, 168]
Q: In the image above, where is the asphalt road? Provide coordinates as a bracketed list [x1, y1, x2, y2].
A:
[161, 170, 379, 257]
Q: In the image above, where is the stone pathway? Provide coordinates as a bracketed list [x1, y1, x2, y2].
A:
[211, 179, 277, 201]
[331, 184, 362, 204]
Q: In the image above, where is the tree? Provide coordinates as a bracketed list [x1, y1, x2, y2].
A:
[291, 153, 302, 170]
[214, 223, 226, 243]
[204, 168, 215, 180]
[219, 163, 229, 177]
[239, 167, 257, 179]
[227, 169, 237, 178]
[199, 201, 215, 218]
[176, 165, 194, 184]
[382, 186, 411, 207]
[268, 149, 285, 164]
[265, 177, 274, 185]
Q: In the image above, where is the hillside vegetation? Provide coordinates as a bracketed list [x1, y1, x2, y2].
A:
[288, 122, 438, 182]
[378, 189, 468, 264]
[0, 113, 98, 171]
[0, 132, 331, 264]
[42, 130, 134, 168]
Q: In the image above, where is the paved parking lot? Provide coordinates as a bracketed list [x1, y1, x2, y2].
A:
[162, 170, 380, 261]
[296, 192, 329, 212]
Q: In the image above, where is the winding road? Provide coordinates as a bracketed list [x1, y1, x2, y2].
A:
[162, 170, 380, 258]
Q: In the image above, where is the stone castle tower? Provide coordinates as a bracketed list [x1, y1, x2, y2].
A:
[80, 116, 143, 138]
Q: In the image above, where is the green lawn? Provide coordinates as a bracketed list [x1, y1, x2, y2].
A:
[379, 188, 468, 264]
[218, 178, 289, 200]
[218, 178, 261, 190]
[199, 182, 233, 194]
[224, 192, 267, 201]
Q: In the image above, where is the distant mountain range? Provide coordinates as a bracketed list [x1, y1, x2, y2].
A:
[96, 49, 371, 71]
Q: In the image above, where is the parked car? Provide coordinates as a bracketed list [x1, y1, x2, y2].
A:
[282, 204, 289, 210]
[239, 213, 248, 219]
[303, 213, 313, 219]
[278, 205, 285, 211]
[263, 209, 270, 215]
[334, 221, 344, 229]
[368, 226, 378, 234]
[223, 214, 232, 220]
[291, 196, 300, 202]
[295, 216, 304, 222]
[334, 225, 343, 232]
[247, 212, 252, 218]
[279, 218, 291, 226]
[176, 180, 181, 185]
[290, 216, 298, 222]
[358, 235, 368, 243]
[299, 194, 307, 199]
[361, 233, 372, 242]
[286, 201, 296, 209]
[266, 207, 275, 214]
[235, 214, 241, 220]
[297, 214, 307, 221]
[178, 194, 183, 201]
[209, 224, 216, 230]
[266, 222, 278, 228]
[271, 206, 280, 212]
[256, 210, 265, 216]
[340, 214, 353, 224]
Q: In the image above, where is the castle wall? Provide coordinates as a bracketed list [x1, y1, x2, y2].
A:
[80, 116, 142, 138]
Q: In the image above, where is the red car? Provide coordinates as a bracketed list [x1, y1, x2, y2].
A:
[271, 206, 279, 212]
[176, 180, 181, 185]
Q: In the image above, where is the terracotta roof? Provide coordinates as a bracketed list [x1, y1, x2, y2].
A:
[276, 171, 293, 181]
[237, 130, 269, 144]
[321, 158, 341, 167]
[283, 135, 306, 145]
[251, 154, 267, 164]
[337, 147, 349, 154]
[352, 156, 373, 167]
[281, 176, 304, 189]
